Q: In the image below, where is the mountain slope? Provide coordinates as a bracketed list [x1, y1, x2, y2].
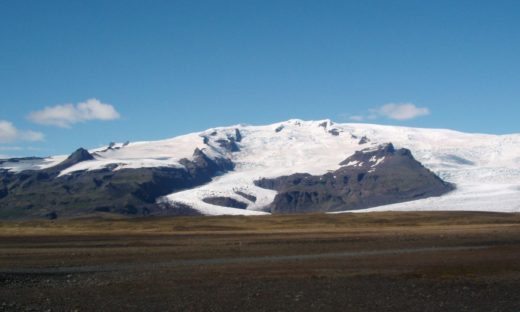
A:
[0, 148, 234, 219]
[1, 119, 520, 218]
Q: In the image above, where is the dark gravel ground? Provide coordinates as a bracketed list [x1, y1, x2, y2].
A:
[1, 212, 520, 311]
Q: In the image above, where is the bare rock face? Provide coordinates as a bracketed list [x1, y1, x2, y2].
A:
[255, 144, 454, 214]
[215, 139, 240, 152]
[201, 128, 243, 153]
[328, 129, 340, 136]
[202, 196, 248, 209]
[358, 136, 369, 145]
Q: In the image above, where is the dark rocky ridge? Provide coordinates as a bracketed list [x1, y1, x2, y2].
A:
[255, 144, 454, 214]
[0, 148, 234, 220]
[200, 191, 257, 210]
[202, 196, 248, 209]
[235, 191, 257, 203]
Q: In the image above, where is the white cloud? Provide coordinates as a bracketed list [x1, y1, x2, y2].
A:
[348, 115, 366, 121]
[371, 103, 430, 120]
[348, 103, 430, 122]
[28, 98, 120, 127]
[0, 120, 44, 143]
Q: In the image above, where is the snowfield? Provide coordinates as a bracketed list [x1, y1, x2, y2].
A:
[3, 119, 520, 214]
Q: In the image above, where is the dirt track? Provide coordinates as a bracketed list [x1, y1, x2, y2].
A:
[1, 211, 520, 311]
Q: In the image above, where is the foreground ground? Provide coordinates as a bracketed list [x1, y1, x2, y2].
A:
[1, 211, 520, 311]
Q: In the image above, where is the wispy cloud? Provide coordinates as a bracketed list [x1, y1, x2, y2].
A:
[371, 103, 430, 120]
[0, 146, 23, 151]
[0, 120, 44, 143]
[348, 103, 430, 121]
[28, 98, 120, 127]
[348, 115, 365, 122]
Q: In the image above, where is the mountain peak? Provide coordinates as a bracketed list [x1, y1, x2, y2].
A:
[67, 148, 94, 163]
[49, 148, 95, 172]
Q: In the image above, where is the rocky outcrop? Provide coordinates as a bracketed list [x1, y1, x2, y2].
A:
[328, 129, 340, 136]
[255, 144, 454, 214]
[358, 136, 369, 145]
[234, 129, 242, 142]
[235, 191, 257, 202]
[201, 128, 243, 153]
[215, 139, 240, 152]
[202, 196, 248, 209]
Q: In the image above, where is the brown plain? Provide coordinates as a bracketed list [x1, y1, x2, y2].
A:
[1, 211, 520, 311]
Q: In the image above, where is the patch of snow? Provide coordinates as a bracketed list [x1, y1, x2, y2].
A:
[372, 157, 385, 167]
[59, 133, 208, 176]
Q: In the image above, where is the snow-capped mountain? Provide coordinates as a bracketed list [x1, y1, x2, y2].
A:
[1, 119, 520, 218]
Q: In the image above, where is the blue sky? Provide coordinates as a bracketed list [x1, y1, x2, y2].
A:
[1, 0, 519, 157]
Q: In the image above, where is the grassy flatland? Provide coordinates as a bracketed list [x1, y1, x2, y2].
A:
[1, 211, 520, 311]
[1, 211, 520, 236]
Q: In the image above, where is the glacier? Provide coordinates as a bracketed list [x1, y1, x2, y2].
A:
[2, 119, 520, 215]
